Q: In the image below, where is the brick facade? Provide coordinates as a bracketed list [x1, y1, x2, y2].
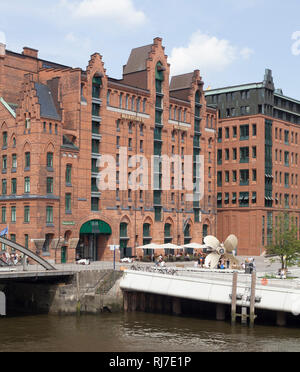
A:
[0, 38, 217, 263]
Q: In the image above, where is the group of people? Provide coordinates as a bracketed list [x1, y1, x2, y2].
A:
[1, 251, 21, 266]
[241, 257, 256, 273]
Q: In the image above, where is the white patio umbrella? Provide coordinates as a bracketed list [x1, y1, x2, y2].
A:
[183, 243, 206, 250]
[160, 243, 182, 250]
[137, 243, 162, 250]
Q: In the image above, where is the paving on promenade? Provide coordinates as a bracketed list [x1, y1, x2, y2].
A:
[1, 255, 300, 280]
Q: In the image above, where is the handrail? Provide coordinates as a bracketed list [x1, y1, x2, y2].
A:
[0, 237, 56, 271]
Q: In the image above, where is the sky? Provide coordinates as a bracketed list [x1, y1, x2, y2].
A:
[0, 0, 300, 98]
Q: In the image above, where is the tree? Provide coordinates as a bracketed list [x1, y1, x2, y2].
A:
[266, 213, 300, 270]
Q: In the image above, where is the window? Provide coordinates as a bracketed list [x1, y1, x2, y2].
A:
[240, 147, 249, 163]
[65, 193, 72, 214]
[2, 155, 7, 170]
[47, 177, 53, 194]
[2, 132, 7, 148]
[218, 128, 222, 142]
[143, 98, 146, 113]
[24, 206, 30, 223]
[12, 154, 17, 169]
[225, 193, 230, 205]
[230, 193, 236, 205]
[154, 207, 162, 222]
[225, 171, 229, 183]
[11, 178, 17, 195]
[240, 125, 249, 140]
[233, 126, 237, 138]
[11, 206, 16, 223]
[66, 165, 72, 185]
[239, 192, 249, 207]
[284, 130, 289, 145]
[252, 169, 257, 182]
[2, 179, 7, 195]
[106, 91, 111, 105]
[284, 151, 289, 167]
[119, 93, 123, 108]
[217, 193, 222, 208]
[285, 173, 289, 188]
[25, 118, 31, 129]
[252, 192, 257, 204]
[240, 170, 249, 186]
[46, 206, 53, 224]
[225, 149, 230, 161]
[1, 206, 6, 223]
[24, 177, 30, 193]
[252, 146, 257, 159]
[252, 124, 257, 136]
[217, 150, 222, 165]
[91, 197, 99, 211]
[217, 171, 222, 187]
[232, 170, 237, 183]
[233, 148, 237, 160]
[47, 152, 53, 168]
[225, 127, 229, 139]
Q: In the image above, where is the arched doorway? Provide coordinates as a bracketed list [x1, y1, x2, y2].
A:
[77, 220, 112, 261]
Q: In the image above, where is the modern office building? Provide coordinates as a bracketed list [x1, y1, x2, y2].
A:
[0, 38, 217, 263]
[205, 69, 300, 256]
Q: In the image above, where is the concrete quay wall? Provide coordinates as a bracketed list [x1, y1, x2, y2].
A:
[3, 270, 124, 315]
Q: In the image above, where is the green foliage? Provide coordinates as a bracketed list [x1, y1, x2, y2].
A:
[266, 213, 300, 269]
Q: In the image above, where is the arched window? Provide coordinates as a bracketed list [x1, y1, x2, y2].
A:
[120, 222, 130, 258]
[164, 223, 172, 244]
[184, 223, 192, 245]
[92, 75, 102, 99]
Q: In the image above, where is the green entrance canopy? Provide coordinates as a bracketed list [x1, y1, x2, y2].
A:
[80, 220, 112, 235]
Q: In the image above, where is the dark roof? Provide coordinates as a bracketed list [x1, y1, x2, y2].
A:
[123, 44, 152, 75]
[34, 83, 61, 121]
[7, 103, 18, 113]
[170, 73, 194, 91]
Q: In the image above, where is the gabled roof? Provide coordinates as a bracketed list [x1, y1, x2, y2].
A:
[34, 83, 61, 121]
[0, 97, 16, 118]
[170, 73, 194, 91]
[123, 44, 152, 75]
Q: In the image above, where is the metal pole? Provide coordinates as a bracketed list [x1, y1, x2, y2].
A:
[249, 272, 257, 327]
[231, 272, 238, 325]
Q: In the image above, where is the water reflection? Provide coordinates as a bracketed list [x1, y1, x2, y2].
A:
[1, 312, 300, 352]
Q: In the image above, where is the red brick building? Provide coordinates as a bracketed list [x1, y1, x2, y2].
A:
[205, 69, 300, 256]
[0, 38, 217, 263]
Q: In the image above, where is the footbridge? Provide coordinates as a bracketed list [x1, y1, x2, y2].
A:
[0, 236, 56, 271]
[120, 267, 300, 326]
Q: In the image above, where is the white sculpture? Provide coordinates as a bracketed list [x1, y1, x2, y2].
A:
[203, 235, 238, 269]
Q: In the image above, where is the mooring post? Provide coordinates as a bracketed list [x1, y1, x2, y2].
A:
[231, 272, 238, 325]
[249, 272, 257, 327]
[76, 272, 81, 315]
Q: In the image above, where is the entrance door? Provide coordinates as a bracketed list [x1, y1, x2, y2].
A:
[78, 220, 112, 261]
[61, 246, 67, 264]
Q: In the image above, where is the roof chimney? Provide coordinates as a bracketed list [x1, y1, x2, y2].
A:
[0, 43, 6, 58]
[22, 47, 38, 59]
